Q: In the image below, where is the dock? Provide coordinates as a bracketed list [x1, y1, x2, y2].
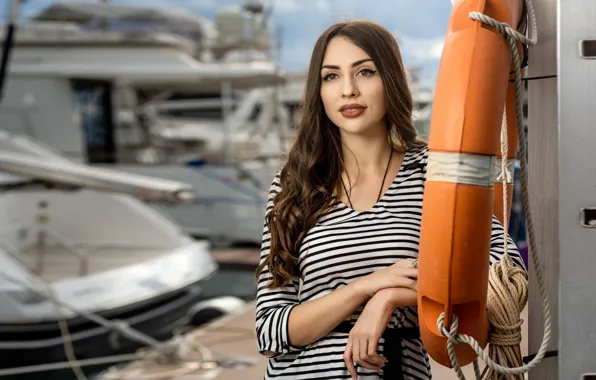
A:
[98, 299, 529, 379]
[98, 302, 266, 380]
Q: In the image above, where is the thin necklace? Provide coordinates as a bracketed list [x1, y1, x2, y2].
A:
[341, 149, 392, 210]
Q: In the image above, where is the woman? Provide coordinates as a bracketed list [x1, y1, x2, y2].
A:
[255, 20, 525, 380]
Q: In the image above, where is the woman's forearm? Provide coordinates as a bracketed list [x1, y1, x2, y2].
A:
[286, 262, 419, 348]
[287, 281, 370, 348]
[375, 287, 418, 309]
[288, 286, 416, 348]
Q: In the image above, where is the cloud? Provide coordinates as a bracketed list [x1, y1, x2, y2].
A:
[273, 0, 300, 13]
[271, 0, 331, 14]
[399, 35, 445, 61]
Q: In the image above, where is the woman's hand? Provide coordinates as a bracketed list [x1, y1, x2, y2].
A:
[343, 286, 419, 379]
[352, 258, 418, 299]
[343, 290, 394, 378]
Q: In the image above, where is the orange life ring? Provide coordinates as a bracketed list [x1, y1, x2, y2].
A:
[417, 0, 525, 367]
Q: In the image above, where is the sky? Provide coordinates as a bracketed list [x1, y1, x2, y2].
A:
[6, 0, 453, 83]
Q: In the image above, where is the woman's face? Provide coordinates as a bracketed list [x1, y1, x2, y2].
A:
[320, 36, 387, 137]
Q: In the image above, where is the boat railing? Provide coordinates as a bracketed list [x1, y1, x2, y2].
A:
[35, 228, 89, 277]
[0, 230, 87, 280]
[0, 202, 88, 278]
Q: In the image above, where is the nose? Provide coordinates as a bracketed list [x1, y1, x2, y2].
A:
[341, 75, 359, 98]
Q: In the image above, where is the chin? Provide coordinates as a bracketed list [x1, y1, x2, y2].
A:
[335, 118, 382, 136]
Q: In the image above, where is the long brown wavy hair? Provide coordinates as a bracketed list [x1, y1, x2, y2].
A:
[256, 20, 427, 289]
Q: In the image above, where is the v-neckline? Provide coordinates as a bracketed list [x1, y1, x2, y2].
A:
[337, 149, 410, 215]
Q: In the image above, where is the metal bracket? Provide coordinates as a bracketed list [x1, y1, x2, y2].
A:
[579, 40, 596, 58]
[579, 208, 596, 227]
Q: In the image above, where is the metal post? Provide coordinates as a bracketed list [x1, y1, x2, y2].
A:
[557, 0, 596, 378]
[0, 0, 19, 104]
[8, 0, 19, 23]
[527, 0, 558, 378]
[35, 201, 49, 276]
[221, 80, 233, 162]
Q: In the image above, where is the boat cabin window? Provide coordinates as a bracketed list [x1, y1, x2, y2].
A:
[71, 80, 117, 164]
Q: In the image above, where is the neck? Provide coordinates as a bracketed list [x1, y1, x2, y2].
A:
[340, 128, 393, 179]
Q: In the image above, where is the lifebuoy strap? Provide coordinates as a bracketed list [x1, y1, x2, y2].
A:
[426, 151, 497, 187]
[494, 158, 516, 184]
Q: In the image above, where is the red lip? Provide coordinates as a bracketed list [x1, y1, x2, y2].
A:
[339, 104, 366, 118]
[339, 103, 366, 111]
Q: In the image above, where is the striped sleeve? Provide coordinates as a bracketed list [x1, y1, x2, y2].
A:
[255, 175, 302, 357]
[489, 215, 527, 271]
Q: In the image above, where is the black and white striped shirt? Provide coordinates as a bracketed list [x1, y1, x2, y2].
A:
[255, 146, 526, 379]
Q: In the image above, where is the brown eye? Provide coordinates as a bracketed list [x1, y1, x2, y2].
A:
[358, 68, 377, 76]
[322, 73, 338, 81]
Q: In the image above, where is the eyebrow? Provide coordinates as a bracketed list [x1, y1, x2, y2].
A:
[321, 58, 373, 70]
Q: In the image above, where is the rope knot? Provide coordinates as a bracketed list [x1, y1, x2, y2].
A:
[495, 167, 512, 183]
[437, 312, 461, 344]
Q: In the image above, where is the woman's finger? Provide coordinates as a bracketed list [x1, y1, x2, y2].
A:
[367, 338, 386, 368]
[352, 338, 361, 368]
[401, 267, 418, 279]
[344, 340, 357, 380]
[355, 338, 382, 371]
